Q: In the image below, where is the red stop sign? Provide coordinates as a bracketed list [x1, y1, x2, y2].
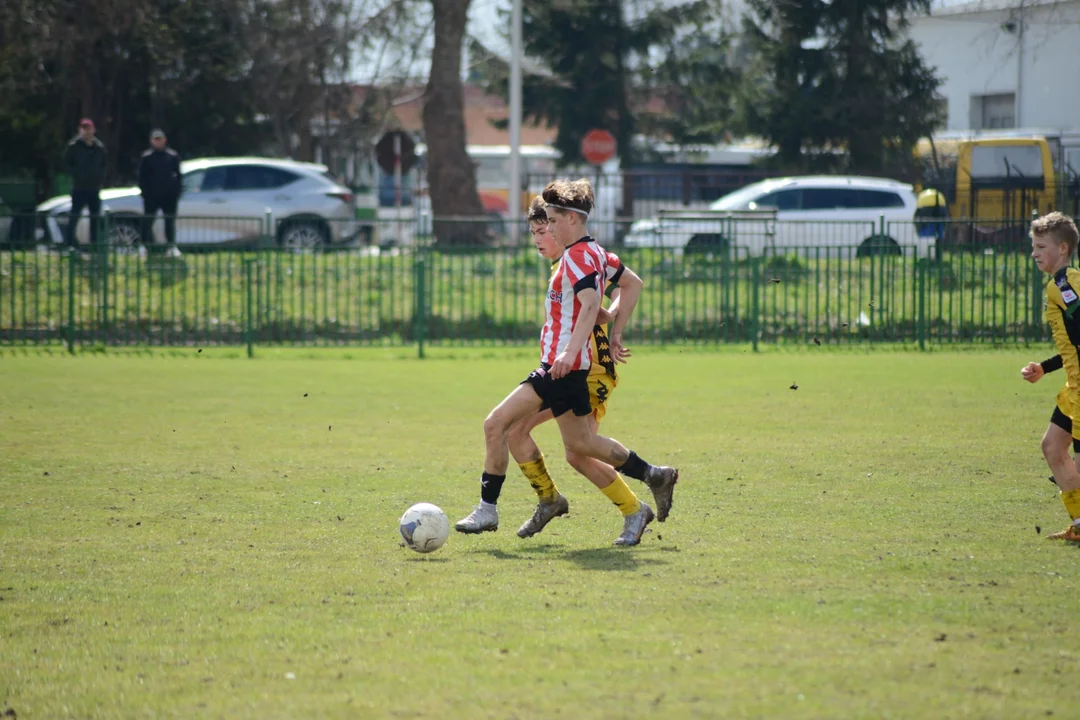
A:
[581, 129, 617, 165]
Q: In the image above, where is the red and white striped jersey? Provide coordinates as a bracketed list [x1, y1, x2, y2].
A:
[540, 237, 624, 370]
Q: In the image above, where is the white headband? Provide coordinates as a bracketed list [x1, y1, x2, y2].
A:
[546, 203, 589, 219]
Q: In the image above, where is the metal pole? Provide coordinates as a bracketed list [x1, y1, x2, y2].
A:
[67, 246, 76, 354]
[751, 256, 760, 352]
[245, 259, 255, 358]
[918, 252, 926, 351]
[394, 133, 403, 247]
[1015, 7, 1024, 127]
[509, 0, 523, 245]
[415, 255, 426, 359]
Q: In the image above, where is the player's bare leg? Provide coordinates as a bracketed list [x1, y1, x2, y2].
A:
[556, 412, 678, 522]
[555, 414, 669, 544]
[1040, 422, 1080, 541]
[455, 383, 544, 534]
[507, 409, 569, 538]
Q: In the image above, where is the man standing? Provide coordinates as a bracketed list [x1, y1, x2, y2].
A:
[63, 119, 107, 248]
[138, 129, 183, 257]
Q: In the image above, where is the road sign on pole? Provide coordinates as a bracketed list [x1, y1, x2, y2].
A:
[375, 131, 416, 175]
[581, 129, 617, 166]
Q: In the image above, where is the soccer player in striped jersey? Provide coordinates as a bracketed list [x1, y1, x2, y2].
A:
[1020, 211, 1080, 541]
[456, 197, 671, 542]
[456, 180, 678, 546]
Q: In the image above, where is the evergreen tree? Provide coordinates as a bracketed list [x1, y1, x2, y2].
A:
[469, 0, 728, 166]
[741, 0, 943, 175]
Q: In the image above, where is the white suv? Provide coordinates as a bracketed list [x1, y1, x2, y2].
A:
[37, 157, 358, 249]
[624, 175, 922, 256]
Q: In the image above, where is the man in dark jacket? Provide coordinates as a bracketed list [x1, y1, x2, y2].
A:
[138, 129, 183, 257]
[63, 119, 107, 248]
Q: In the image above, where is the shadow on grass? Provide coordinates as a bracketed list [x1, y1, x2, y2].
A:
[405, 556, 453, 563]
[560, 547, 671, 572]
[468, 543, 563, 561]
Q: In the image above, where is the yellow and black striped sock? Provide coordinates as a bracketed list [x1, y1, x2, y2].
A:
[1061, 488, 1080, 524]
[519, 455, 559, 502]
[600, 475, 641, 517]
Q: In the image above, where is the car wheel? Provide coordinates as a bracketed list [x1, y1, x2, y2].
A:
[109, 217, 144, 247]
[686, 233, 729, 256]
[278, 219, 329, 250]
[856, 235, 901, 257]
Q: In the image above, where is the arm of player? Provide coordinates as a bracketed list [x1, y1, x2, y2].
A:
[608, 266, 642, 363]
[596, 287, 620, 325]
[550, 287, 600, 379]
[1022, 355, 1063, 383]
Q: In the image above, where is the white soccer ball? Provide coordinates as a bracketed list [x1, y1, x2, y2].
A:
[399, 503, 450, 554]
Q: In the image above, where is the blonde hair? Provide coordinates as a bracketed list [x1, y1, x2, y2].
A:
[541, 178, 595, 216]
[1031, 211, 1079, 257]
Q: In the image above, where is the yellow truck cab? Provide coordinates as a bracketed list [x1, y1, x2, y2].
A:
[916, 135, 1056, 221]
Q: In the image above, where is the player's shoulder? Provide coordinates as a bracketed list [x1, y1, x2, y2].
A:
[140, 149, 154, 158]
[165, 148, 179, 158]
[1051, 267, 1079, 294]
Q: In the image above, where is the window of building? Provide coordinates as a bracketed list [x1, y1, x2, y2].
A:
[970, 93, 1016, 130]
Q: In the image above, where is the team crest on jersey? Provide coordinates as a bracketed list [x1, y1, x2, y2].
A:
[1056, 272, 1080, 315]
[548, 290, 563, 303]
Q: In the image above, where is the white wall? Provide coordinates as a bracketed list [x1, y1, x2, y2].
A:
[909, 1, 1080, 131]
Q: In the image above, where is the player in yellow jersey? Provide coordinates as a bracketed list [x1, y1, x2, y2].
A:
[1020, 211, 1080, 541]
[454, 197, 677, 544]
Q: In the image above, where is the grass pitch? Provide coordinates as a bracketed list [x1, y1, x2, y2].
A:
[1, 347, 1079, 718]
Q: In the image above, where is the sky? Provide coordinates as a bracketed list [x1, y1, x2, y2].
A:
[350, 0, 994, 85]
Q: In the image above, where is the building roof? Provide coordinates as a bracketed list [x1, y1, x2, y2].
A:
[356, 84, 557, 147]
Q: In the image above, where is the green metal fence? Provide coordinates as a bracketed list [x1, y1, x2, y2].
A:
[0, 214, 1054, 352]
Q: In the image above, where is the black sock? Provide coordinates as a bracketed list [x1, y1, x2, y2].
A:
[616, 451, 649, 481]
[480, 472, 506, 505]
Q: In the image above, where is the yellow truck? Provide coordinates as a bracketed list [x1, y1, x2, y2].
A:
[915, 135, 1057, 221]
[913, 133, 1080, 253]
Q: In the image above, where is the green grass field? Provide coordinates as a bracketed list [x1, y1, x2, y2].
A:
[2, 347, 1079, 718]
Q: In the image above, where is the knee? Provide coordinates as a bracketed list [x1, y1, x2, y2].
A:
[483, 412, 508, 444]
[1042, 432, 1066, 461]
[565, 449, 588, 474]
[506, 421, 529, 447]
[563, 434, 591, 458]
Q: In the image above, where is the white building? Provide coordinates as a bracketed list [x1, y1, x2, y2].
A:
[908, 0, 1080, 133]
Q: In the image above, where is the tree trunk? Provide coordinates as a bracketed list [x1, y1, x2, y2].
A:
[423, 0, 488, 247]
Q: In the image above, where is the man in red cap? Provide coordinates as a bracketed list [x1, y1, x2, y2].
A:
[63, 119, 107, 248]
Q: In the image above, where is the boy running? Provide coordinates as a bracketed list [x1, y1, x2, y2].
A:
[1021, 211, 1080, 541]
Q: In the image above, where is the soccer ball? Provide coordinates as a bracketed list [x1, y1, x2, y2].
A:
[399, 503, 450, 554]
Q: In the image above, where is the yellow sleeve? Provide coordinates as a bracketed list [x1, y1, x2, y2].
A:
[589, 325, 617, 379]
[1046, 271, 1080, 391]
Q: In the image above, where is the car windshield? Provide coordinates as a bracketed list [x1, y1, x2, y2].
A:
[709, 182, 776, 211]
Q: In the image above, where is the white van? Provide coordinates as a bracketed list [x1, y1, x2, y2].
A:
[623, 175, 922, 256]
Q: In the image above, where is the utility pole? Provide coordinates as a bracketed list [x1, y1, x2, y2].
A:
[509, 0, 523, 245]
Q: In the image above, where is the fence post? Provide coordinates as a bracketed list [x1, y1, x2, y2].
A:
[99, 216, 109, 343]
[67, 246, 76, 354]
[918, 252, 926, 351]
[751, 255, 760, 352]
[244, 258, 256, 358]
[265, 209, 274, 247]
[415, 251, 427, 359]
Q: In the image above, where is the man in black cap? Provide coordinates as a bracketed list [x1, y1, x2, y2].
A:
[138, 129, 182, 257]
[63, 118, 107, 248]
